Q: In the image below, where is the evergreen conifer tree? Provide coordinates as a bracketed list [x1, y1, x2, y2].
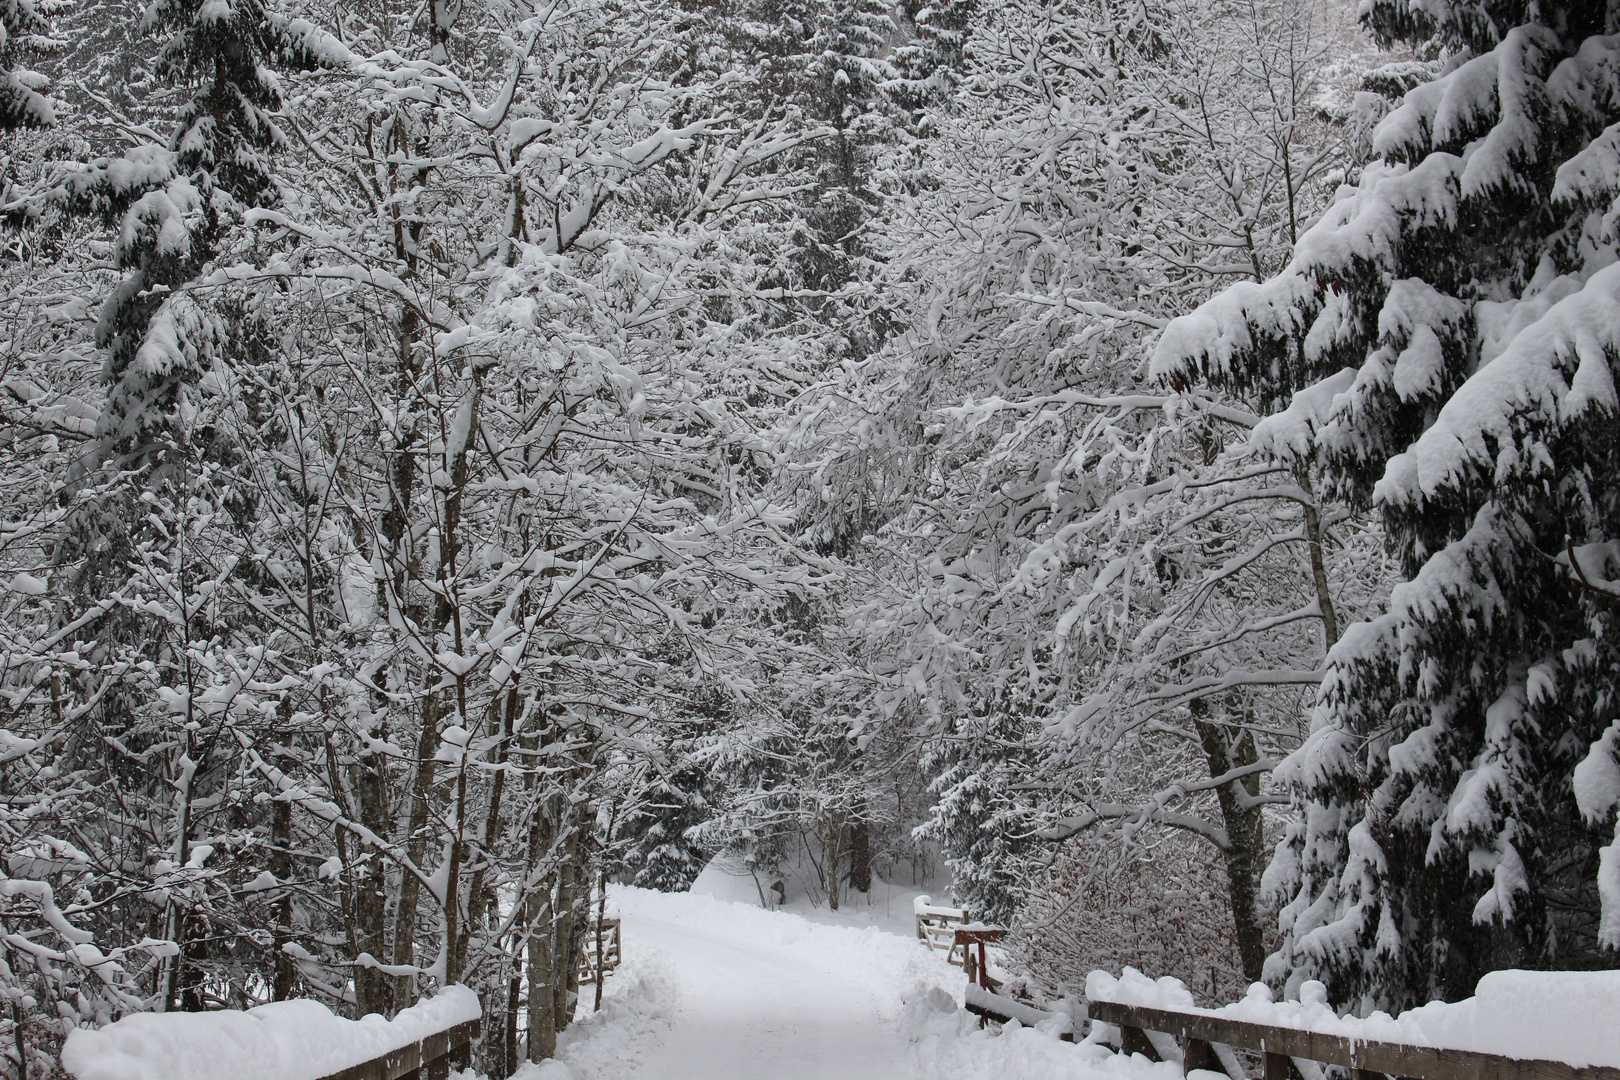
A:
[0, 0, 57, 129]
[63, 0, 348, 469]
[1155, 0, 1620, 1012]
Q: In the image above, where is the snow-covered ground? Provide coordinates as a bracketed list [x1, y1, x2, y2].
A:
[512, 885, 1162, 1080]
[66, 874, 1620, 1080]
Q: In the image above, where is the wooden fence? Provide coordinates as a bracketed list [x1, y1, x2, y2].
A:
[914, 896, 970, 965]
[1089, 999, 1620, 1080]
[314, 1018, 480, 1080]
[576, 916, 623, 986]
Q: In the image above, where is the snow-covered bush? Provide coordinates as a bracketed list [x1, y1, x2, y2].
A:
[1012, 826, 1253, 1007]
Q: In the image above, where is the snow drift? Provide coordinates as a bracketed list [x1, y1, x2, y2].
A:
[60, 985, 481, 1080]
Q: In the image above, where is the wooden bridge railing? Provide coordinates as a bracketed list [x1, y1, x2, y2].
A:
[1089, 999, 1620, 1080]
[914, 896, 970, 965]
[315, 1018, 480, 1080]
[576, 916, 623, 986]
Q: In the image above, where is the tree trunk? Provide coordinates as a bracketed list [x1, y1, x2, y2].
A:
[1297, 471, 1340, 651]
[177, 911, 207, 1011]
[551, 814, 580, 1032]
[594, 865, 608, 1013]
[848, 813, 872, 895]
[161, 748, 200, 1012]
[441, 744, 470, 986]
[457, 685, 518, 981]
[391, 691, 439, 1007]
[270, 749, 295, 1002]
[505, 961, 521, 1077]
[823, 816, 842, 911]
[521, 697, 555, 1063]
[1192, 698, 1268, 983]
[353, 735, 393, 1016]
[524, 809, 555, 1062]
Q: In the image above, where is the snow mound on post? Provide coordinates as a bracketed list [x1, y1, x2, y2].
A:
[1087, 967, 1620, 1069]
[60, 985, 480, 1080]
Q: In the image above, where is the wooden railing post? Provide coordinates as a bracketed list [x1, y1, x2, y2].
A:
[1184, 1037, 1218, 1074]
[1120, 1024, 1158, 1061]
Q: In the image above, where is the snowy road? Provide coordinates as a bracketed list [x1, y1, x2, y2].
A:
[535, 886, 1134, 1080]
[542, 887, 954, 1079]
[608, 910, 916, 1079]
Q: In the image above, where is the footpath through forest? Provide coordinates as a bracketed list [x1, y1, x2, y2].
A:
[511, 885, 1150, 1080]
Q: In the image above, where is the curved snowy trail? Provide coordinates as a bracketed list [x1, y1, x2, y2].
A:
[541, 886, 1132, 1080]
[543, 886, 962, 1079]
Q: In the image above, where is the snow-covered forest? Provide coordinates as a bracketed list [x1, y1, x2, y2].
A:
[0, 0, 1617, 1072]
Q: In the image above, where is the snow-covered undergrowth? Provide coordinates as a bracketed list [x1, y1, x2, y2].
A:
[504, 886, 1166, 1080]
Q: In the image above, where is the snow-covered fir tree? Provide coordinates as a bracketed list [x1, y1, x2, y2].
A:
[61, 0, 349, 469]
[1155, 0, 1620, 1012]
[0, 0, 57, 129]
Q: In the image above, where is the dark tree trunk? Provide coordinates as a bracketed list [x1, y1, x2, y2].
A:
[505, 962, 521, 1077]
[1192, 698, 1268, 984]
[392, 692, 439, 1007]
[354, 734, 393, 1016]
[270, 754, 295, 1001]
[524, 812, 555, 1062]
[178, 911, 208, 1012]
[552, 815, 580, 1032]
[457, 686, 519, 981]
[848, 815, 872, 894]
[523, 706, 555, 1063]
[823, 817, 843, 911]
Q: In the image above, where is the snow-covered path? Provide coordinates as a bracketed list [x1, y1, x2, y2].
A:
[530, 886, 1147, 1080]
[609, 907, 915, 1078]
[538, 887, 954, 1079]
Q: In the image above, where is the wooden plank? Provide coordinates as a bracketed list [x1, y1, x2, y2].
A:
[1263, 1051, 1291, 1080]
[323, 1043, 420, 1080]
[1089, 1001, 1620, 1080]
[315, 1018, 481, 1080]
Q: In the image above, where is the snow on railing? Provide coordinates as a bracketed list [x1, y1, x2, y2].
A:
[1086, 968, 1620, 1080]
[60, 984, 481, 1080]
[963, 983, 1077, 1043]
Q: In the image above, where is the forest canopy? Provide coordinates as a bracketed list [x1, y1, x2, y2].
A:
[0, 0, 1616, 1073]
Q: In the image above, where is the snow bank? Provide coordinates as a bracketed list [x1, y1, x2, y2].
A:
[905, 982, 1172, 1080]
[512, 956, 680, 1080]
[1087, 967, 1620, 1069]
[61, 985, 481, 1080]
[688, 854, 767, 905]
